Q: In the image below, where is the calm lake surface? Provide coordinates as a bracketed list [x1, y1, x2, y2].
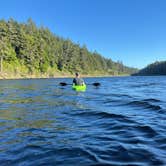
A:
[0, 76, 166, 166]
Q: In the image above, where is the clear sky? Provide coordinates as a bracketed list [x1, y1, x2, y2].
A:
[0, 0, 166, 69]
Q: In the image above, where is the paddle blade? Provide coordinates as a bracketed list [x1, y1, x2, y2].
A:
[92, 82, 101, 86]
[59, 82, 68, 86]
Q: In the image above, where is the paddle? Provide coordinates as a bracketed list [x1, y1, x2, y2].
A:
[92, 82, 100, 86]
[59, 82, 70, 86]
[59, 82, 101, 87]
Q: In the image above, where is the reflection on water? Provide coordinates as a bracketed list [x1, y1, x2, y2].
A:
[0, 77, 166, 165]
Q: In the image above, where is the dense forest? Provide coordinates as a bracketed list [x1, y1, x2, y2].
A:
[0, 18, 137, 78]
[132, 61, 166, 76]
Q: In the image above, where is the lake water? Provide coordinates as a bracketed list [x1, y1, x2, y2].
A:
[0, 76, 166, 166]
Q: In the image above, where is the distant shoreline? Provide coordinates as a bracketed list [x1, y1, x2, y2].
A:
[0, 72, 130, 80]
[1, 74, 165, 80]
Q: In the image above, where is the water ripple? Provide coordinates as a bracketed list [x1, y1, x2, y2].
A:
[0, 77, 166, 165]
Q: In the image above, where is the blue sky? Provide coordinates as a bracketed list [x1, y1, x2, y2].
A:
[0, 0, 166, 68]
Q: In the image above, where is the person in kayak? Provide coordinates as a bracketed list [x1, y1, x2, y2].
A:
[73, 72, 85, 86]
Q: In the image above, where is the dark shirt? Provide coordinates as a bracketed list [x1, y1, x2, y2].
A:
[73, 78, 84, 85]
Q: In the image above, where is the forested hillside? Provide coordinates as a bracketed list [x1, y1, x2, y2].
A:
[132, 61, 166, 76]
[0, 18, 137, 78]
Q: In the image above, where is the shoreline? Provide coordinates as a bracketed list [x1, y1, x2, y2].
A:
[0, 72, 130, 80]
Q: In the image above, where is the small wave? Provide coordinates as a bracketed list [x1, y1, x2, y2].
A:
[143, 98, 161, 102]
[88, 143, 164, 165]
[126, 100, 162, 111]
[73, 111, 137, 126]
[29, 147, 99, 165]
[75, 110, 125, 120]
[2, 145, 99, 165]
[154, 136, 166, 145]
[134, 125, 158, 138]
[130, 82, 159, 88]
[111, 93, 133, 98]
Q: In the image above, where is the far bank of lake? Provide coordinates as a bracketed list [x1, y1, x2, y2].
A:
[0, 72, 129, 80]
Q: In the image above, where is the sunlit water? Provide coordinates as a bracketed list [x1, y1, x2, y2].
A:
[0, 76, 166, 166]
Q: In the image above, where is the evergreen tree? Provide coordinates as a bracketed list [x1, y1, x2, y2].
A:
[0, 18, 137, 76]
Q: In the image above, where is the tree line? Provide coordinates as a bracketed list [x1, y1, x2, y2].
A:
[132, 61, 166, 76]
[0, 18, 137, 77]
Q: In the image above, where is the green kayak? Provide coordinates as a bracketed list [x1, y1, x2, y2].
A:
[72, 84, 86, 91]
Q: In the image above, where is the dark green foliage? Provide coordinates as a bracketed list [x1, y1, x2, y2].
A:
[132, 61, 166, 76]
[0, 18, 136, 75]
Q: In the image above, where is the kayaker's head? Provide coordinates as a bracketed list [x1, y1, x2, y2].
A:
[75, 72, 80, 78]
